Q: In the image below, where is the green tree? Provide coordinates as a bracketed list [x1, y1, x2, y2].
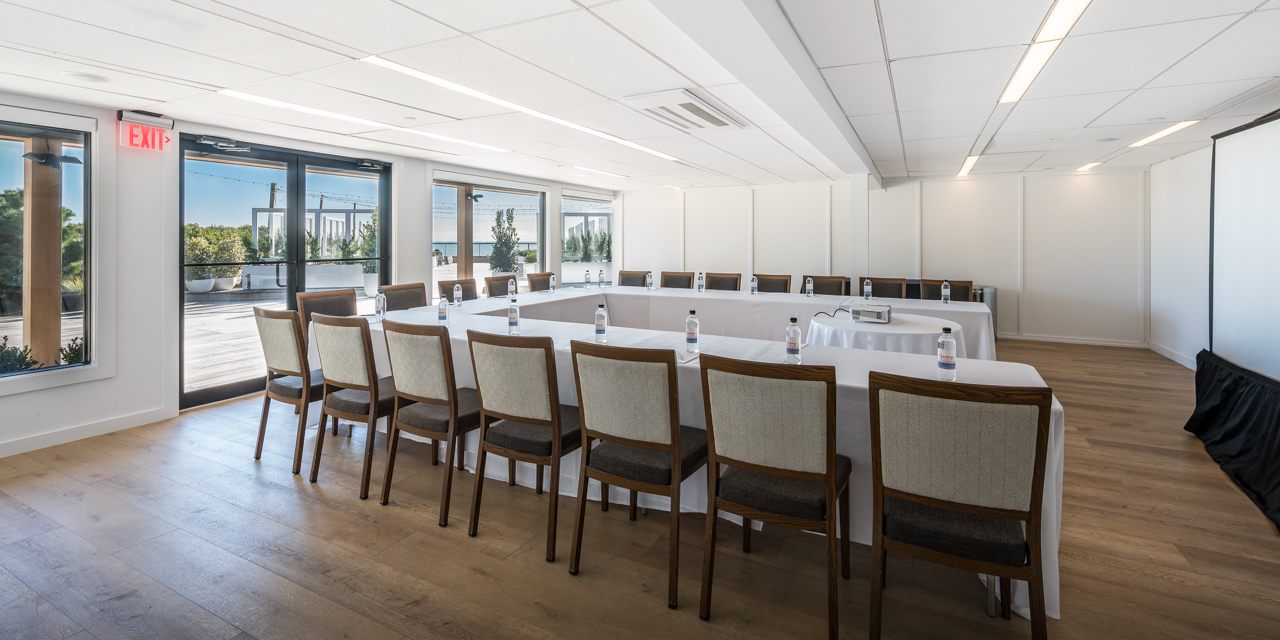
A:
[0, 189, 24, 291]
[488, 207, 521, 273]
[357, 217, 379, 273]
[305, 232, 321, 259]
[597, 230, 612, 262]
[184, 235, 215, 280]
[581, 229, 593, 262]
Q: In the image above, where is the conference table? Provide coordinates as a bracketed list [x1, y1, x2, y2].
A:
[305, 287, 1060, 619]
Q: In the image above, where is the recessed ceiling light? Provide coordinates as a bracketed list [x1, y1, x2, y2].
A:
[1129, 120, 1199, 147]
[1035, 0, 1094, 42]
[1095, 137, 1119, 142]
[61, 71, 110, 83]
[957, 155, 979, 177]
[1000, 41, 1059, 103]
[574, 166, 626, 178]
[662, 185, 681, 190]
[1078, 162, 1101, 171]
[362, 56, 680, 162]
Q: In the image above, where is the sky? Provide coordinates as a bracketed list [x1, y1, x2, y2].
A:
[184, 158, 380, 230]
[1, 138, 86, 223]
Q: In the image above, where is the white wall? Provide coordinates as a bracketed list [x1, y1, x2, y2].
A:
[1150, 148, 1212, 368]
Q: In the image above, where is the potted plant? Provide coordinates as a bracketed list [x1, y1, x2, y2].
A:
[211, 231, 245, 290]
[184, 235, 215, 293]
[488, 207, 521, 279]
[61, 275, 84, 312]
[357, 219, 380, 297]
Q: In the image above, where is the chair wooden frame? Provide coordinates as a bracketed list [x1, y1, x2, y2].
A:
[660, 271, 695, 289]
[379, 282, 429, 311]
[438, 279, 477, 303]
[697, 355, 850, 639]
[253, 307, 321, 475]
[752, 274, 791, 293]
[466, 330, 582, 562]
[484, 275, 515, 298]
[919, 279, 974, 302]
[567, 341, 706, 609]
[704, 272, 741, 292]
[309, 314, 394, 500]
[379, 321, 476, 526]
[802, 275, 848, 296]
[296, 289, 357, 325]
[526, 271, 555, 292]
[616, 270, 650, 287]
[867, 371, 1052, 640]
[857, 277, 907, 299]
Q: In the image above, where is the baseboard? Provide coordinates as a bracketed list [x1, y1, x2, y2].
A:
[0, 405, 178, 459]
[1149, 341, 1197, 370]
[996, 333, 1150, 349]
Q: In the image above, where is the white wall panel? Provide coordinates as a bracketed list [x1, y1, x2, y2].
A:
[684, 188, 752, 279]
[622, 189, 684, 273]
[1150, 147, 1210, 368]
[868, 182, 919, 278]
[830, 182, 852, 277]
[753, 184, 830, 286]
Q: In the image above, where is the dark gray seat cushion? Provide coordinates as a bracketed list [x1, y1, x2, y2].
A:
[810, 278, 846, 296]
[755, 277, 790, 293]
[618, 272, 647, 287]
[661, 274, 692, 289]
[882, 496, 1028, 567]
[395, 388, 481, 433]
[325, 376, 396, 416]
[268, 369, 323, 400]
[485, 404, 582, 457]
[384, 287, 427, 311]
[528, 274, 552, 292]
[588, 426, 708, 486]
[718, 454, 852, 521]
[705, 275, 740, 291]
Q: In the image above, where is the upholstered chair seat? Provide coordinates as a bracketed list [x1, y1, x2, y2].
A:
[588, 426, 708, 486]
[267, 369, 325, 400]
[252, 307, 321, 475]
[324, 377, 397, 415]
[486, 407, 582, 457]
[394, 387, 481, 434]
[881, 496, 1028, 567]
[719, 454, 852, 521]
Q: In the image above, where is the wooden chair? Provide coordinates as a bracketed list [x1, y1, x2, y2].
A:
[802, 275, 847, 296]
[697, 355, 851, 639]
[920, 279, 973, 302]
[485, 275, 515, 298]
[617, 270, 650, 287]
[661, 271, 695, 289]
[438, 279, 477, 303]
[466, 330, 583, 561]
[868, 372, 1052, 640]
[857, 277, 907, 299]
[309, 313, 396, 499]
[296, 289, 357, 325]
[527, 272, 554, 292]
[379, 282, 428, 311]
[752, 274, 791, 293]
[252, 308, 324, 474]
[568, 341, 708, 608]
[705, 273, 741, 292]
[380, 321, 480, 526]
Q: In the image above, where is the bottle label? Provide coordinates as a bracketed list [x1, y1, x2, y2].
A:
[686, 332, 697, 344]
[938, 356, 956, 370]
[508, 310, 518, 326]
[438, 309, 447, 321]
[595, 322, 606, 335]
[786, 338, 800, 355]
[751, 286, 758, 293]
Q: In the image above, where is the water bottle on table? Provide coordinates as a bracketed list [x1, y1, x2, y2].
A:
[750, 275, 758, 295]
[697, 273, 705, 293]
[508, 298, 520, 336]
[585, 270, 592, 288]
[453, 282, 463, 308]
[375, 288, 386, 322]
[550, 274, 557, 293]
[685, 310, 699, 355]
[599, 269, 605, 288]
[938, 327, 957, 381]
[805, 277, 814, 297]
[594, 304, 608, 344]
[942, 279, 951, 304]
[785, 317, 801, 364]
[437, 297, 449, 326]
[863, 278, 872, 300]
[645, 272, 654, 290]
[508, 277, 516, 299]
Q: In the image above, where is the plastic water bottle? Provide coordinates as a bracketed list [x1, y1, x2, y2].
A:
[550, 274, 557, 293]
[437, 297, 449, 326]
[594, 304, 608, 344]
[697, 272, 705, 293]
[508, 277, 516, 299]
[598, 269, 605, 288]
[863, 278, 873, 300]
[508, 298, 520, 335]
[785, 317, 801, 364]
[585, 270, 592, 288]
[645, 272, 654, 290]
[938, 327, 957, 381]
[750, 275, 758, 295]
[374, 288, 386, 322]
[805, 277, 814, 297]
[941, 279, 951, 304]
[685, 310, 699, 354]
[453, 282, 463, 308]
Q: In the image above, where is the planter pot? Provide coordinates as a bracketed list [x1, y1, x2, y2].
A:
[61, 291, 84, 312]
[212, 277, 237, 291]
[186, 279, 215, 294]
[363, 273, 380, 298]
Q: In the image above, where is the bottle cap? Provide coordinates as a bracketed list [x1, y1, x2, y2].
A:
[790, 317, 797, 323]
[511, 298, 517, 303]
[689, 310, 696, 315]
[942, 327, 951, 333]
[598, 304, 604, 308]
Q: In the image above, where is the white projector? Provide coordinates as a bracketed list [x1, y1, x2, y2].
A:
[846, 304, 892, 323]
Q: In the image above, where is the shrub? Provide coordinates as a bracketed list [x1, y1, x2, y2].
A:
[59, 336, 85, 365]
[0, 336, 39, 374]
[183, 235, 214, 280]
[488, 208, 521, 274]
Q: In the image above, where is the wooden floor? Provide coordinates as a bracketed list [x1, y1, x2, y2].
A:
[1, 341, 1278, 640]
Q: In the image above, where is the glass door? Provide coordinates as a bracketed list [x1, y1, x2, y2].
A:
[431, 181, 542, 298]
[303, 165, 384, 313]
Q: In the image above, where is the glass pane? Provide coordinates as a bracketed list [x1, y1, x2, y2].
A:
[473, 188, 540, 292]
[561, 197, 612, 286]
[432, 184, 458, 301]
[0, 120, 90, 375]
[305, 166, 381, 313]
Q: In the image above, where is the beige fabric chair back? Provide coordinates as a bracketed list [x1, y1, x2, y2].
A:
[384, 330, 449, 402]
[877, 390, 1041, 511]
[574, 352, 673, 445]
[313, 315, 371, 387]
[470, 339, 553, 421]
[254, 313, 303, 376]
[705, 369, 828, 473]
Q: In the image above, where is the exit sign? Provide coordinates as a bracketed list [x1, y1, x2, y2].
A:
[119, 122, 171, 151]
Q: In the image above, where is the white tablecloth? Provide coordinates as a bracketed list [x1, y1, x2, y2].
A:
[306, 302, 1063, 619]
[807, 313, 966, 359]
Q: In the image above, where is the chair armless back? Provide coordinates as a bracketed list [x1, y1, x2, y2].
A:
[705, 273, 741, 291]
[468, 331, 555, 423]
[617, 270, 649, 287]
[527, 272, 554, 292]
[803, 276, 846, 296]
[438, 279, 477, 302]
[312, 314, 374, 389]
[485, 276, 511, 298]
[661, 272, 694, 289]
[753, 274, 791, 293]
[253, 307, 306, 377]
[570, 341, 678, 446]
[383, 321, 453, 403]
[920, 279, 973, 302]
[296, 289, 358, 326]
[381, 283, 428, 311]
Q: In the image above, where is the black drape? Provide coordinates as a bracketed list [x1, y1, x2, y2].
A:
[1184, 350, 1280, 531]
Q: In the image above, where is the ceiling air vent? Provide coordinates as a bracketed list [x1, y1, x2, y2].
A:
[623, 89, 745, 132]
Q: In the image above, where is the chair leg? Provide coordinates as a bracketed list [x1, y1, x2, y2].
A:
[826, 517, 839, 640]
[254, 392, 271, 460]
[742, 518, 751, 553]
[310, 406, 328, 483]
[545, 458, 560, 562]
[1030, 567, 1048, 640]
[601, 482, 609, 511]
[668, 483, 681, 609]
[870, 538, 885, 640]
[468, 447, 489, 538]
[629, 490, 638, 521]
[294, 405, 300, 415]
[359, 413, 377, 500]
[1000, 576, 1011, 620]
[880, 547, 887, 589]
[508, 458, 516, 486]
[569, 454, 590, 575]
[331, 414, 338, 436]
[456, 443, 465, 470]
[292, 400, 309, 475]
[698, 501, 719, 621]
[840, 485, 850, 579]
[439, 434, 459, 527]
[536, 464, 544, 495]
[380, 426, 400, 505]
[430, 440, 439, 466]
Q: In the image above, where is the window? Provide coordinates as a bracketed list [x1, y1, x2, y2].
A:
[0, 119, 90, 378]
[561, 196, 612, 286]
[432, 182, 543, 298]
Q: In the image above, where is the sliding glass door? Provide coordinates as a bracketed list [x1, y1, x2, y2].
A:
[432, 181, 542, 299]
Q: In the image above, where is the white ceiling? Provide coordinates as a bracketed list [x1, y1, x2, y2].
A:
[784, 0, 1280, 177]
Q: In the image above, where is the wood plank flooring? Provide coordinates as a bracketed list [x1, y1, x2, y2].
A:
[1, 340, 1278, 639]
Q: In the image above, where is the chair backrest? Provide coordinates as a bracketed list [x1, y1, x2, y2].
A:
[485, 275, 513, 298]
[296, 289, 357, 326]
[380, 282, 428, 311]
[467, 331, 558, 425]
[753, 274, 791, 293]
[859, 277, 907, 299]
[527, 272, 554, 292]
[570, 341, 679, 449]
[253, 307, 307, 377]
[311, 313, 376, 391]
[920, 279, 973, 302]
[661, 271, 694, 289]
[382, 320, 455, 406]
[705, 273, 741, 291]
[617, 270, 649, 287]
[868, 371, 1051, 516]
[438, 279, 477, 302]
[802, 275, 847, 296]
[700, 354, 836, 481]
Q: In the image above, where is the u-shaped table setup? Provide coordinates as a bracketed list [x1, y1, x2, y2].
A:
[306, 285, 1063, 620]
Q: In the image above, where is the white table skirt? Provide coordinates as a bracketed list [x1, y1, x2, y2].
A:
[306, 304, 1063, 620]
[807, 313, 966, 359]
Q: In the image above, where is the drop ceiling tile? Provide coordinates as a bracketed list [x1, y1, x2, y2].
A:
[163, 103, 346, 142]
[170, 92, 384, 135]
[761, 125, 816, 152]
[0, 71, 161, 109]
[898, 104, 992, 141]
[206, 0, 457, 54]
[0, 45, 209, 101]
[1106, 141, 1214, 167]
[981, 102, 1017, 135]
[906, 156, 963, 173]
[793, 148, 847, 179]
[1148, 115, 1255, 145]
[408, 120, 555, 154]
[903, 136, 975, 159]
[821, 63, 896, 116]
[880, 0, 1051, 59]
[557, 140, 670, 165]
[875, 159, 908, 176]
[627, 134, 726, 158]
[689, 128, 790, 156]
[737, 151, 815, 173]
[394, 0, 578, 33]
[591, 0, 736, 87]
[971, 151, 1043, 173]
[1149, 10, 1280, 87]
[306, 134, 454, 160]
[865, 141, 905, 161]
[1054, 122, 1169, 149]
[1092, 79, 1270, 126]
[1024, 16, 1239, 99]
[770, 165, 830, 183]
[544, 101, 680, 140]
[295, 61, 513, 120]
[1028, 148, 1114, 168]
[779, 0, 884, 68]
[692, 155, 786, 184]
[703, 83, 788, 128]
[1213, 86, 1280, 118]
[475, 112, 614, 147]
[475, 10, 688, 100]
[1000, 91, 1130, 133]
[849, 113, 902, 144]
[1072, 0, 1259, 36]
[234, 76, 456, 126]
[985, 130, 1079, 153]
[891, 46, 1025, 111]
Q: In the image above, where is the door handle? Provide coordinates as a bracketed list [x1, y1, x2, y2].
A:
[276, 263, 286, 288]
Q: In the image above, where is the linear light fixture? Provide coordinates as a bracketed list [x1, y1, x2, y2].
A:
[662, 185, 681, 190]
[999, 0, 1092, 103]
[1036, 0, 1093, 42]
[362, 56, 680, 162]
[1078, 162, 1101, 171]
[574, 166, 625, 178]
[957, 155, 980, 176]
[218, 89, 507, 152]
[1128, 120, 1199, 147]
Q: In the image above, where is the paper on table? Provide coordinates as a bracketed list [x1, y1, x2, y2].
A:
[675, 350, 700, 364]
